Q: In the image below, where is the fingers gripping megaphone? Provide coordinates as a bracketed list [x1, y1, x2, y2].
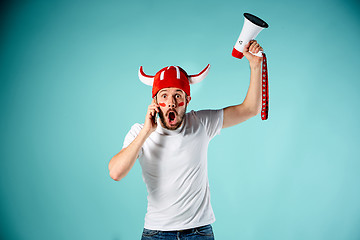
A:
[232, 13, 269, 59]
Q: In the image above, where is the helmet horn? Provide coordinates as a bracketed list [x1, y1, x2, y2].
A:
[188, 64, 211, 84]
[138, 66, 154, 86]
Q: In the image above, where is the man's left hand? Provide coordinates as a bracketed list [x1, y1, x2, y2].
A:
[243, 40, 263, 68]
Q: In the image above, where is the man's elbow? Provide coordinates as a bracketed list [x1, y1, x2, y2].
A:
[253, 108, 261, 116]
[109, 170, 123, 181]
[241, 103, 260, 118]
[251, 104, 262, 116]
[246, 108, 259, 118]
[108, 162, 125, 182]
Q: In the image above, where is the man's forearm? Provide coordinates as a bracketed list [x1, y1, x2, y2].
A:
[242, 63, 262, 115]
[109, 129, 151, 181]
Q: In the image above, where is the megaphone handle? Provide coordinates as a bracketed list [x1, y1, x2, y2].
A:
[261, 53, 269, 120]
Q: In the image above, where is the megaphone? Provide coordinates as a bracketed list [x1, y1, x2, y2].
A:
[232, 13, 269, 59]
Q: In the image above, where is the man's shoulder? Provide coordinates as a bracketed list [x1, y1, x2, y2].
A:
[127, 123, 144, 134]
[187, 109, 223, 119]
[186, 109, 210, 117]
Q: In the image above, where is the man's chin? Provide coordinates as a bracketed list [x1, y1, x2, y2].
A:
[163, 120, 183, 130]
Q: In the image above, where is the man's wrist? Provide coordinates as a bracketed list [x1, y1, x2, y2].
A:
[250, 62, 261, 70]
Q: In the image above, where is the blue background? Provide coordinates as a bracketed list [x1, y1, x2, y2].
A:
[1, 0, 360, 239]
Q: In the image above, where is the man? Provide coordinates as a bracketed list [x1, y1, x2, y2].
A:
[109, 40, 264, 240]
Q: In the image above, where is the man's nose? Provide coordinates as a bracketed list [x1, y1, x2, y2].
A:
[168, 97, 176, 108]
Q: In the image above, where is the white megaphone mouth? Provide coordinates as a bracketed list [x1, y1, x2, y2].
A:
[232, 13, 269, 59]
[244, 13, 269, 29]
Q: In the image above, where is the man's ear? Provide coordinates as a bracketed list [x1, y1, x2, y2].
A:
[186, 96, 191, 106]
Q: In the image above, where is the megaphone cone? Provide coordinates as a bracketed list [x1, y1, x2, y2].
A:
[232, 13, 269, 59]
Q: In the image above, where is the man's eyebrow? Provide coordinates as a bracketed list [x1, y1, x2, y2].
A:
[158, 90, 167, 94]
[158, 90, 184, 94]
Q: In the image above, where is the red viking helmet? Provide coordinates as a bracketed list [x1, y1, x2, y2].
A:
[138, 64, 211, 98]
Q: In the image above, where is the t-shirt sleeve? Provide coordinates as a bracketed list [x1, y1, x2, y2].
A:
[122, 123, 144, 158]
[193, 109, 224, 139]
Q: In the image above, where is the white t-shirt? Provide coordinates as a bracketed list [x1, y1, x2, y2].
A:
[122, 109, 224, 231]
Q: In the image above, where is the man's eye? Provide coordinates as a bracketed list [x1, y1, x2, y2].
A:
[176, 95, 181, 98]
[162, 95, 166, 98]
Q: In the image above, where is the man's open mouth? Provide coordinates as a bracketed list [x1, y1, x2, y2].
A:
[168, 111, 176, 124]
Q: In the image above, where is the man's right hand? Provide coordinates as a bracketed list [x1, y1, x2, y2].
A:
[143, 98, 160, 135]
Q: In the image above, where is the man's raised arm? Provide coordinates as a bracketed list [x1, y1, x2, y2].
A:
[108, 99, 159, 181]
[222, 40, 263, 128]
